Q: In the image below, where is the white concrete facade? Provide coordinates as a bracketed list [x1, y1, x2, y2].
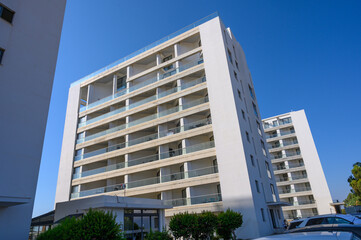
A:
[55, 14, 284, 239]
[262, 110, 334, 220]
[0, 0, 66, 239]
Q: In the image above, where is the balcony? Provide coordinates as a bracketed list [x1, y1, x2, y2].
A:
[71, 165, 218, 199]
[273, 163, 304, 171]
[76, 96, 209, 145]
[265, 130, 295, 140]
[278, 175, 308, 183]
[78, 77, 206, 128]
[164, 193, 222, 207]
[270, 151, 301, 160]
[263, 117, 292, 130]
[73, 141, 215, 179]
[79, 59, 204, 113]
[278, 187, 312, 195]
[268, 139, 298, 150]
[74, 117, 212, 162]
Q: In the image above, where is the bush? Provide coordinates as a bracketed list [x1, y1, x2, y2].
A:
[37, 209, 124, 240]
[216, 209, 243, 240]
[145, 229, 172, 240]
[198, 211, 218, 239]
[169, 212, 196, 239]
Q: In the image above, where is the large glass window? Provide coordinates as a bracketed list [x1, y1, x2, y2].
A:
[117, 76, 127, 91]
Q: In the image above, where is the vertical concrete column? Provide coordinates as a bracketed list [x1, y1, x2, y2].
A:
[113, 74, 117, 95]
[183, 162, 193, 205]
[174, 43, 181, 72]
[156, 54, 162, 80]
[159, 209, 166, 230]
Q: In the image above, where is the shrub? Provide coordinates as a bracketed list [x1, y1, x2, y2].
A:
[216, 209, 243, 240]
[37, 209, 124, 240]
[145, 229, 172, 240]
[198, 211, 218, 239]
[169, 212, 196, 239]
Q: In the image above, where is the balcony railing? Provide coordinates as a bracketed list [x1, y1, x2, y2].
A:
[76, 96, 209, 144]
[268, 140, 298, 149]
[270, 151, 301, 160]
[71, 165, 218, 199]
[74, 118, 212, 161]
[71, 12, 218, 88]
[278, 175, 308, 182]
[278, 187, 311, 194]
[263, 117, 292, 129]
[273, 163, 304, 171]
[163, 193, 222, 207]
[286, 200, 316, 206]
[78, 77, 206, 128]
[265, 130, 295, 139]
[79, 59, 205, 113]
[73, 141, 215, 179]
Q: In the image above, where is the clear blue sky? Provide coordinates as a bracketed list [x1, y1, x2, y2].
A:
[33, 0, 361, 217]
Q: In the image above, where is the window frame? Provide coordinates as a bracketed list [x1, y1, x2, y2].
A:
[0, 3, 15, 24]
[0, 48, 4, 64]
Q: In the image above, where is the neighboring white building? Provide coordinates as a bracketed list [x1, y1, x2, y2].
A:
[55, 13, 284, 239]
[0, 0, 66, 239]
[262, 110, 334, 220]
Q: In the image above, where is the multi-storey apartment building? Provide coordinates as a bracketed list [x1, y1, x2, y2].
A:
[262, 110, 333, 220]
[55, 13, 284, 239]
[0, 0, 66, 239]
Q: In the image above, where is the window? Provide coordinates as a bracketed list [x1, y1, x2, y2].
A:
[256, 121, 262, 135]
[227, 49, 233, 64]
[255, 180, 260, 193]
[261, 140, 266, 155]
[234, 71, 238, 81]
[250, 155, 255, 166]
[265, 161, 271, 178]
[246, 131, 250, 142]
[0, 4, 15, 23]
[233, 46, 237, 59]
[0, 48, 4, 64]
[241, 110, 245, 119]
[261, 208, 265, 221]
[237, 89, 242, 100]
[162, 55, 172, 63]
[249, 85, 255, 99]
[270, 184, 275, 195]
[117, 75, 127, 91]
[235, 61, 240, 71]
[252, 102, 258, 118]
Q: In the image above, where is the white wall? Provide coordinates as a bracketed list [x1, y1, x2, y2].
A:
[291, 110, 334, 214]
[0, 0, 66, 239]
[199, 17, 282, 239]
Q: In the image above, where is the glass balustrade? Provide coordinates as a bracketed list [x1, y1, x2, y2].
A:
[71, 12, 218, 88]
[71, 165, 218, 199]
[73, 141, 215, 179]
[74, 117, 212, 161]
[278, 187, 312, 194]
[265, 130, 295, 139]
[76, 96, 209, 144]
[163, 193, 222, 207]
[263, 118, 293, 129]
[273, 163, 304, 171]
[79, 59, 205, 113]
[278, 175, 308, 182]
[78, 76, 206, 128]
[271, 151, 301, 160]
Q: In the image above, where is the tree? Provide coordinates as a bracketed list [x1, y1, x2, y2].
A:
[345, 162, 361, 206]
[37, 209, 124, 240]
[198, 211, 218, 240]
[145, 229, 172, 240]
[169, 212, 195, 239]
[216, 209, 243, 240]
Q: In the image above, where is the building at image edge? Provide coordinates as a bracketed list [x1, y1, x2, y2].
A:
[262, 110, 334, 220]
[55, 13, 285, 239]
